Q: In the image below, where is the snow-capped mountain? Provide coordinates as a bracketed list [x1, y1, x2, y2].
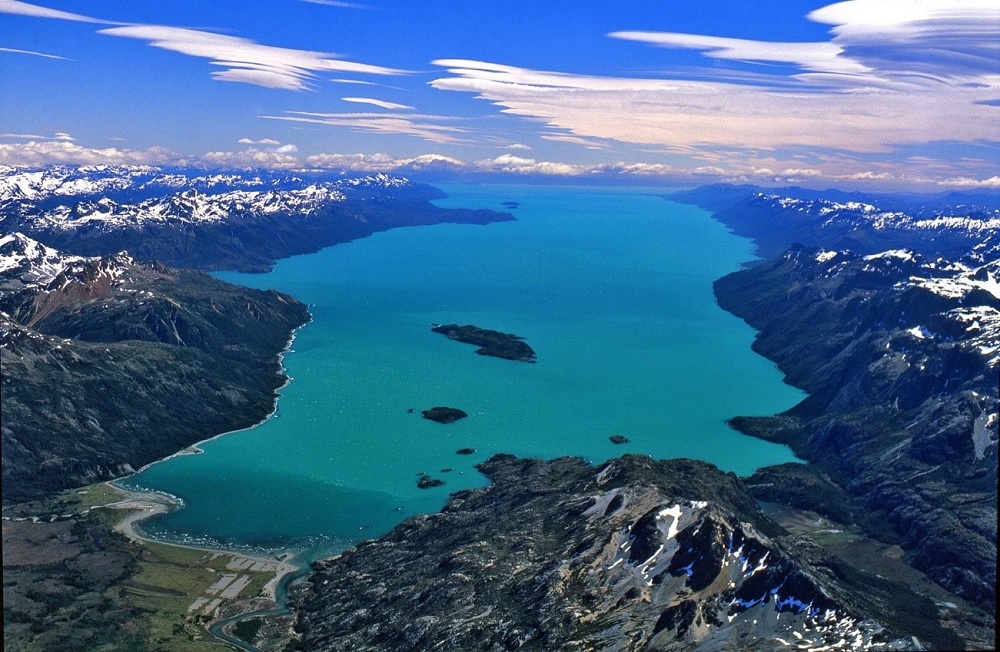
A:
[716, 243, 998, 611]
[0, 165, 410, 206]
[805, 247, 1000, 373]
[0, 232, 95, 294]
[670, 184, 1000, 265]
[0, 165, 510, 271]
[762, 193, 1000, 262]
[298, 455, 937, 650]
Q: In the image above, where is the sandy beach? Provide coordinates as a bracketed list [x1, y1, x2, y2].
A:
[103, 483, 299, 601]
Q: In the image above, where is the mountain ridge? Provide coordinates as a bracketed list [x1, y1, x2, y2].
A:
[0, 166, 514, 272]
[1, 233, 310, 502]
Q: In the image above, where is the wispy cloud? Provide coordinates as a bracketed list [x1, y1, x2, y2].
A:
[262, 111, 469, 144]
[99, 25, 406, 91]
[0, 46, 71, 60]
[301, 0, 370, 9]
[0, 0, 112, 24]
[330, 78, 377, 85]
[341, 97, 414, 110]
[238, 138, 283, 146]
[0, 1, 406, 91]
[540, 133, 610, 150]
[0, 131, 73, 141]
[431, 1, 1000, 155]
[609, 31, 869, 76]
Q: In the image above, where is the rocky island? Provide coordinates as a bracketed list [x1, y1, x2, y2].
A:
[421, 407, 469, 424]
[431, 323, 537, 362]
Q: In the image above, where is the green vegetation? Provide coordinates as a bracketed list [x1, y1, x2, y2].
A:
[3, 484, 285, 652]
[232, 617, 264, 644]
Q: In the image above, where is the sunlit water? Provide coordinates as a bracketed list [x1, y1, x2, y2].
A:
[122, 185, 803, 556]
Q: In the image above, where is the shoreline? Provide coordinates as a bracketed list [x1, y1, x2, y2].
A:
[124, 315, 311, 478]
[97, 317, 314, 604]
[102, 481, 301, 601]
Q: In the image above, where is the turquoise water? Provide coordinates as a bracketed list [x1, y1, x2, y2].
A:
[123, 184, 804, 554]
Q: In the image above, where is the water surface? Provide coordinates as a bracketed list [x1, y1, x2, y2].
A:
[124, 185, 803, 554]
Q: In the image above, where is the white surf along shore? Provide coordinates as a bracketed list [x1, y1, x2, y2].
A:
[104, 317, 313, 596]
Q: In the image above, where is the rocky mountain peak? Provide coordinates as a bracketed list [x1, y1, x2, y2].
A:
[297, 455, 932, 651]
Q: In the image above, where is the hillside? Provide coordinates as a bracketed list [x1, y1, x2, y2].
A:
[0, 233, 310, 502]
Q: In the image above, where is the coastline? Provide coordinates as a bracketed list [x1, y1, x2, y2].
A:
[122, 314, 311, 479]
[102, 481, 300, 601]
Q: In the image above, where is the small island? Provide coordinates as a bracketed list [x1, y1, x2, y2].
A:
[417, 475, 445, 489]
[431, 324, 537, 362]
[609, 434, 630, 444]
[456, 448, 477, 455]
[421, 407, 469, 424]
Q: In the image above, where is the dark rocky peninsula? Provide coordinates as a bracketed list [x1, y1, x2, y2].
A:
[296, 455, 959, 651]
[421, 407, 468, 424]
[431, 323, 536, 362]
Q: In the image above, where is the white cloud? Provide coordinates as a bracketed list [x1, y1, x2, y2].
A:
[200, 149, 300, 169]
[341, 97, 415, 110]
[609, 31, 869, 76]
[0, 0, 111, 24]
[238, 138, 282, 146]
[502, 143, 532, 150]
[0, 139, 180, 166]
[937, 175, 1000, 189]
[0, 2, 405, 91]
[0, 46, 70, 60]
[98, 25, 407, 91]
[305, 152, 465, 171]
[844, 170, 892, 181]
[476, 154, 581, 176]
[301, 0, 369, 8]
[540, 133, 609, 150]
[431, 1, 1000, 155]
[780, 168, 822, 177]
[53, 132, 74, 141]
[262, 111, 470, 144]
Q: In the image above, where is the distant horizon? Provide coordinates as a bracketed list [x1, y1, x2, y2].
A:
[6, 163, 1000, 197]
[2, 0, 998, 192]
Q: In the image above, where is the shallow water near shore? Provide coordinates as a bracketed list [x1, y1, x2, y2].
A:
[122, 184, 804, 556]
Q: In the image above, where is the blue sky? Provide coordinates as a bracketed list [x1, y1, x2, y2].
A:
[1, 0, 998, 189]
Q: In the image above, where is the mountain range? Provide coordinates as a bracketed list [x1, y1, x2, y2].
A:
[0, 165, 513, 271]
[1, 167, 995, 650]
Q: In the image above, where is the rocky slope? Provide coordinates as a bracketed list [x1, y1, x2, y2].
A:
[669, 185, 1000, 262]
[714, 244, 998, 610]
[0, 233, 309, 502]
[297, 454, 960, 651]
[0, 165, 513, 271]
